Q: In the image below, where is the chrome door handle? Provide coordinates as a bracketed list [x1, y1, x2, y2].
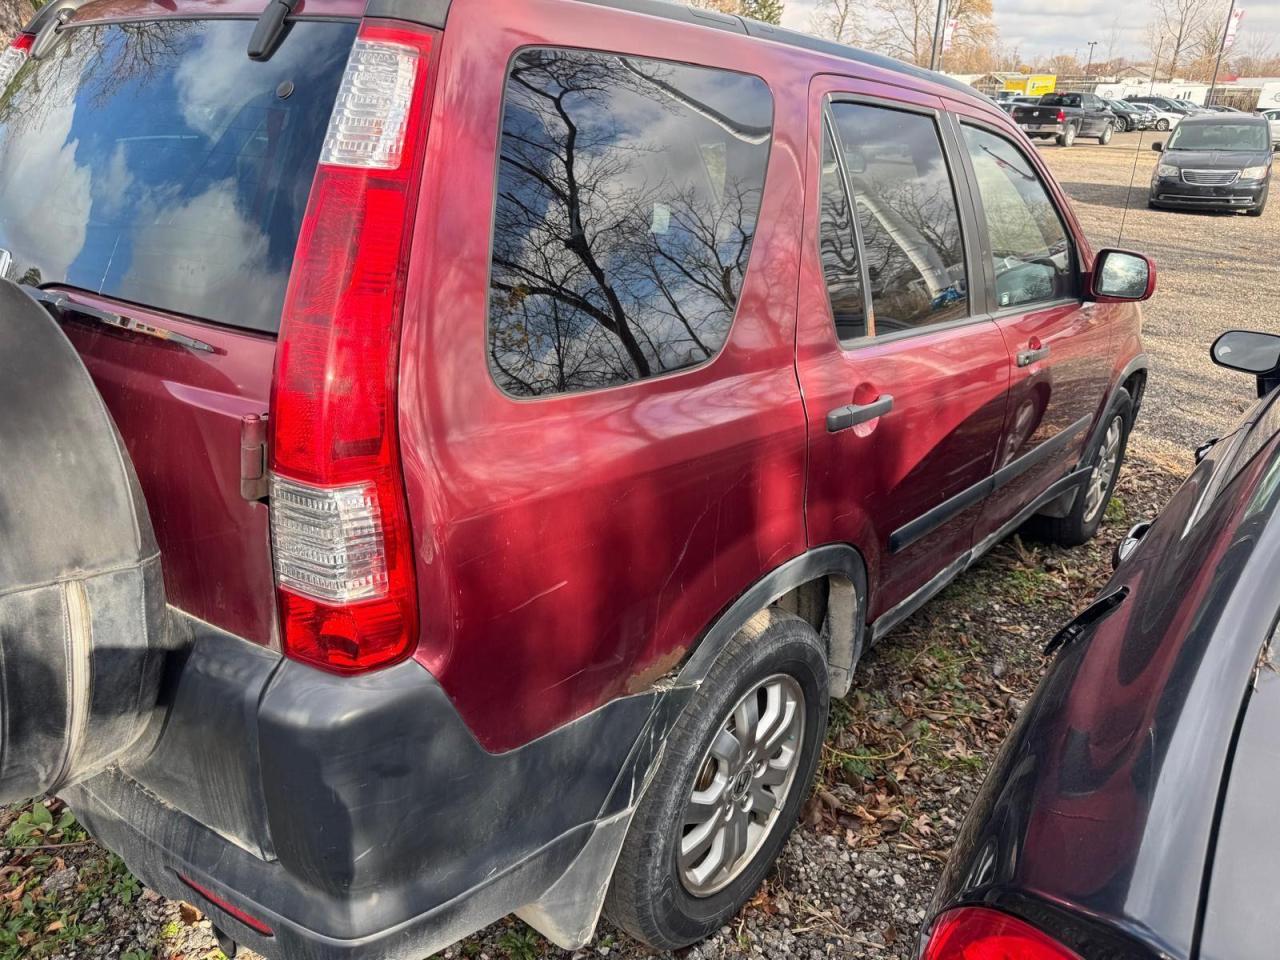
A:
[1017, 345, 1051, 367]
[826, 395, 893, 432]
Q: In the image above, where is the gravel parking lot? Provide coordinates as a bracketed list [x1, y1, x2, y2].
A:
[1, 132, 1271, 960]
[1036, 130, 1280, 465]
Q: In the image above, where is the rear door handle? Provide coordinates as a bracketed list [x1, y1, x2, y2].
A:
[826, 395, 893, 432]
[1017, 345, 1051, 367]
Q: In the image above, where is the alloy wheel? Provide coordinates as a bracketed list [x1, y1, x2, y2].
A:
[678, 675, 805, 897]
[1084, 415, 1124, 523]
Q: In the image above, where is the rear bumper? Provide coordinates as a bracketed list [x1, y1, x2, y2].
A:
[1149, 178, 1267, 210]
[61, 618, 684, 959]
[1019, 122, 1065, 136]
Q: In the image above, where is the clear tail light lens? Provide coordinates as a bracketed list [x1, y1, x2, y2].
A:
[921, 907, 1082, 960]
[0, 34, 34, 91]
[269, 21, 435, 675]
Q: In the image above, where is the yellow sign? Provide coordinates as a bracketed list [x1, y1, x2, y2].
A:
[1003, 75, 1057, 97]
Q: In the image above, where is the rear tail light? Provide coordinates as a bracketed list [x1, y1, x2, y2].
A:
[921, 908, 1081, 960]
[1056, 110, 1066, 123]
[0, 33, 34, 90]
[269, 21, 435, 675]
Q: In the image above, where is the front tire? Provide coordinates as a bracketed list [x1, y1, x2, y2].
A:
[1031, 389, 1133, 547]
[605, 609, 829, 951]
[1157, 118, 1170, 131]
[1098, 123, 1113, 144]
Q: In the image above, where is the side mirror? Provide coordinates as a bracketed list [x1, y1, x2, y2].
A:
[1211, 330, 1280, 397]
[1089, 249, 1156, 302]
[1112, 521, 1152, 570]
[1151, 141, 1163, 152]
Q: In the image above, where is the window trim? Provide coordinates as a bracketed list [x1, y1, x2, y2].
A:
[952, 115, 1082, 318]
[818, 94, 986, 351]
[482, 43, 776, 402]
[819, 106, 875, 338]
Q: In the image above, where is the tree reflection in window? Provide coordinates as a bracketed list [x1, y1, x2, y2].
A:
[828, 103, 968, 335]
[488, 49, 772, 397]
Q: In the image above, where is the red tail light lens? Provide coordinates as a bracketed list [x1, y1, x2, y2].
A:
[269, 21, 434, 674]
[0, 33, 34, 89]
[1056, 110, 1066, 123]
[922, 908, 1082, 960]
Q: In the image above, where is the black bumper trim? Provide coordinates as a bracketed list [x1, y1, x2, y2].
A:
[62, 635, 667, 955]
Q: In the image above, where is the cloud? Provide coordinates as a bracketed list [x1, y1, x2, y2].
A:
[780, 0, 1280, 62]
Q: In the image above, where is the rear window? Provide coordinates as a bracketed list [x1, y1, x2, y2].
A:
[1040, 94, 1080, 108]
[0, 18, 356, 333]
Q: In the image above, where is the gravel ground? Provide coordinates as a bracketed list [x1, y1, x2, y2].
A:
[2, 130, 1261, 960]
[1, 459, 1185, 960]
[1034, 130, 1280, 464]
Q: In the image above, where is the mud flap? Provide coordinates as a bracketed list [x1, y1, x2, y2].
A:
[0, 280, 173, 803]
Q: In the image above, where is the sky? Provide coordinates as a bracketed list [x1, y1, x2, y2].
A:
[780, 0, 1280, 65]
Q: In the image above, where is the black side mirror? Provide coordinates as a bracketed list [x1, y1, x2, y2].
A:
[1089, 249, 1156, 302]
[1211, 330, 1280, 397]
[1113, 521, 1152, 570]
[1151, 141, 1163, 152]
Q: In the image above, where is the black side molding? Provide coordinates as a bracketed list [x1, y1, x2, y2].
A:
[889, 415, 1091, 554]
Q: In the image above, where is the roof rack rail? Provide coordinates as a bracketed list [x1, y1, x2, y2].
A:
[569, 0, 982, 101]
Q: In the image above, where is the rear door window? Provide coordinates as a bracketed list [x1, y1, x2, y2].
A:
[487, 48, 773, 398]
[824, 101, 968, 337]
[0, 18, 356, 333]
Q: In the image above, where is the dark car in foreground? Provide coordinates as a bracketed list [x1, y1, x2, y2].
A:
[920, 330, 1280, 960]
[1149, 114, 1272, 215]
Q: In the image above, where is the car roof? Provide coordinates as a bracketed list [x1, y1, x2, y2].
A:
[574, 0, 987, 103]
[1179, 113, 1268, 125]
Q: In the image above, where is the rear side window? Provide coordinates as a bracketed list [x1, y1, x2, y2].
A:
[825, 102, 967, 337]
[0, 19, 356, 334]
[818, 121, 866, 341]
[961, 125, 1075, 309]
[487, 48, 773, 398]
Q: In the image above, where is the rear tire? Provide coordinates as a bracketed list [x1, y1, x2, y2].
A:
[1030, 389, 1133, 547]
[1057, 124, 1077, 147]
[604, 609, 829, 951]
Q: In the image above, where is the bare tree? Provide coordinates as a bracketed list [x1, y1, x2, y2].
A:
[1151, 0, 1228, 78]
[809, 0, 860, 44]
[871, 0, 997, 69]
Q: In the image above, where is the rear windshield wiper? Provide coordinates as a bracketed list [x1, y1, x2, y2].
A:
[23, 285, 215, 354]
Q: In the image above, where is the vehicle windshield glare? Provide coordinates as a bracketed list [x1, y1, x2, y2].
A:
[1166, 122, 1269, 152]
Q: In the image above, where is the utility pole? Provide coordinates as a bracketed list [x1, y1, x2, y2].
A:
[929, 0, 946, 71]
[1149, 35, 1165, 93]
[1085, 40, 1098, 77]
[1207, 0, 1237, 107]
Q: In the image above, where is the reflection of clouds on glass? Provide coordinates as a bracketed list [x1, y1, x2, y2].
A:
[0, 96, 90, 280]
[119, 179, 283, 321]
[93, 143, 136, 221]
[173, 23, 301, 139]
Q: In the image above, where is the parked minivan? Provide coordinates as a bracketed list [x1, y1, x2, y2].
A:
[0, 0, 1153, 957]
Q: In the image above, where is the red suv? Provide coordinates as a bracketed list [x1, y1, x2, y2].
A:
[0, 0, 1153, 956]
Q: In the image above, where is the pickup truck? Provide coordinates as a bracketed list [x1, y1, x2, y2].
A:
[1012, 92, 1116, 147]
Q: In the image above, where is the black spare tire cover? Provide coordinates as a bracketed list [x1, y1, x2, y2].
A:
[0, 280, 171, 803]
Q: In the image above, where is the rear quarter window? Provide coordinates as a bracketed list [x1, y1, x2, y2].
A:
[486, 48, 773, 398]
[0, 18, 355, 333]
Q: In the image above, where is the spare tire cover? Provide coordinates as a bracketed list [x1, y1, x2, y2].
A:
[0, 280, 171, 804]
